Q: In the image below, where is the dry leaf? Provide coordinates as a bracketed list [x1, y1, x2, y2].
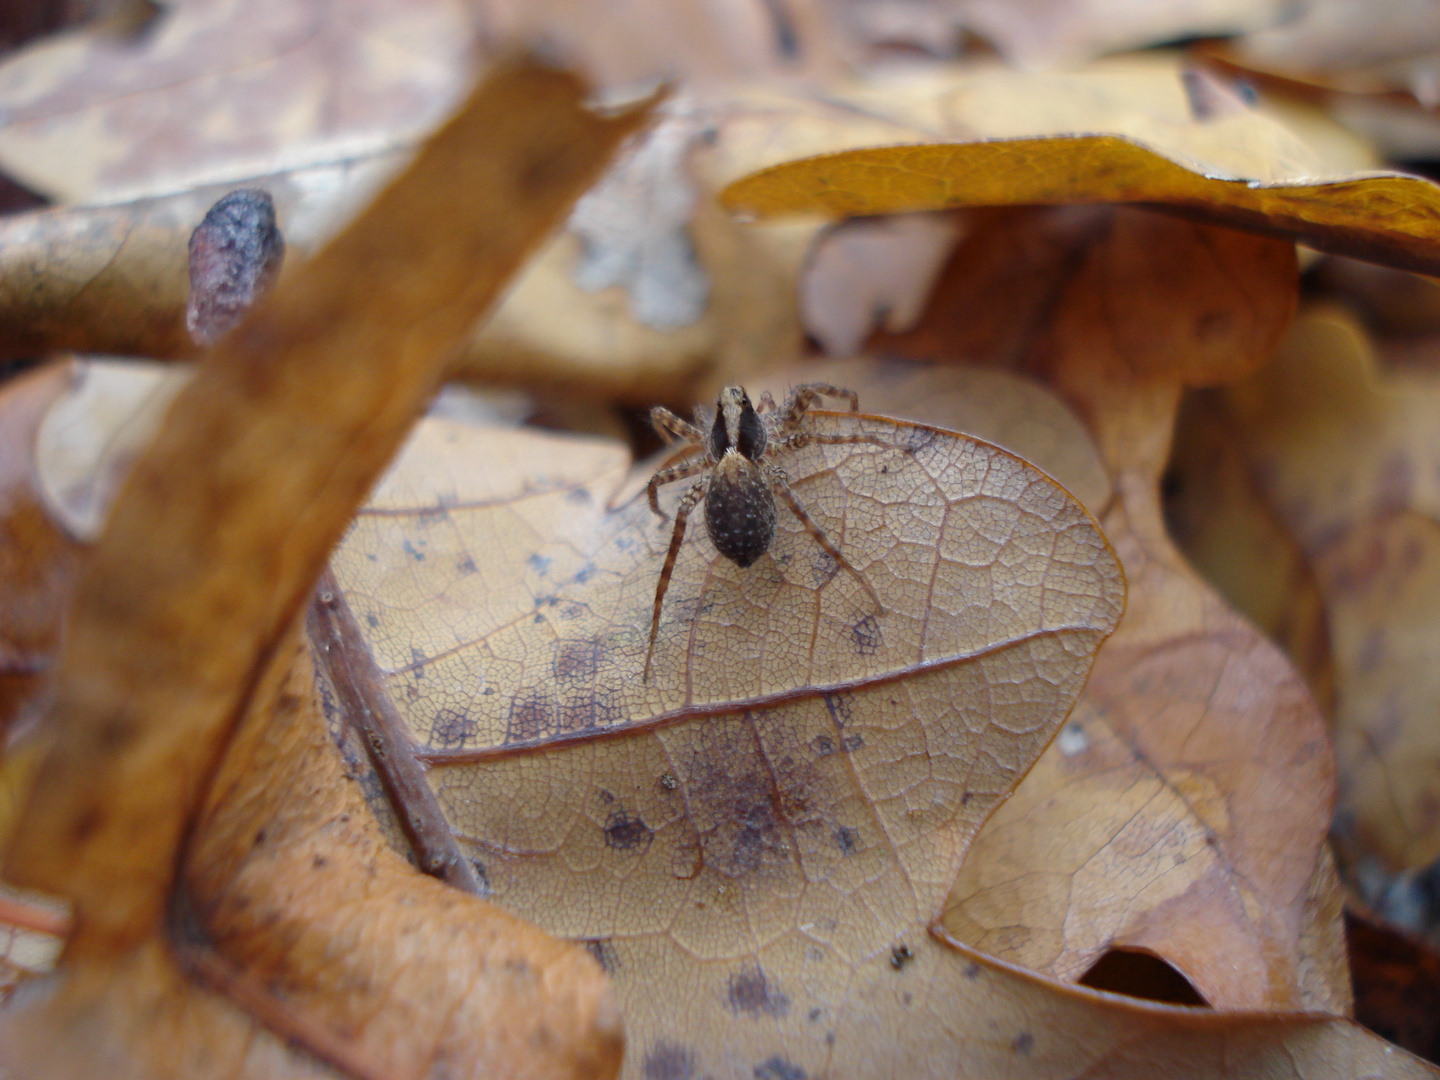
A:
[0, 58, 650, 1078]
[749, 355, 1112, 519]
[330, 371, 1440, 1077]
[1218, 307, 1440, 873]
[953, 0, 1286, 69]
[831, 202, 1343, 1012]
[799, 213, 964, 357]
[0, 0, 477, 204]
[720, 129, 1440, 276]
[1164, 389, 1336, 715]
[0, 361, 83, 736]
[329, 393, 1125, 1076]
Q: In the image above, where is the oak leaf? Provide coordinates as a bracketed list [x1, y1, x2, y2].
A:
[776, 201, 1344, 1011]
[329, 384, 1125, 1077]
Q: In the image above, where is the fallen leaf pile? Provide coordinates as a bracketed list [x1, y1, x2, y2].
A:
[5, 1, 1440, 1078]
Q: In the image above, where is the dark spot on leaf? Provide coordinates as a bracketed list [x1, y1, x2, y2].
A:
[599, 789, 615, 803]
[506, 689, 558, 743]
[582, 938, 619, 973]
[568, 487, 592, 504]
[890, 944, 913, 970]
[428, 708, 479, 750]
[834, 826, 859, 855]
[456, 556, 476, 575]
[1012, 1032, 1034, 1055]
[553, 640, 599, 682]
[402, 538, 425, 561]
[572, 562, 597, 584]
[961, 790, 973, 806]
[813, 735, 835, 756]
[843, 734, 864, 752]
[807, 1007, 822, 1022]
[604, 809, 654, 852]
[964, 961, 982, 978]
[527, 553, 552, 575]
[727, 965, 789, 1017]
[851, 614, 881, 655]
[659, 773, 679, 791]
[754, 1057, 806, 1080]
[644, 1042, 697, 1080]
[312, 855, 327, 869]
[410, 646, 427, 672]
[254, 830, 267, 846]
[559, 693, 623, 734]
[822, 692, 855, 727]
[365, 611, 379, 628]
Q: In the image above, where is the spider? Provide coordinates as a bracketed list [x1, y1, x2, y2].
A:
[642, 382, 892, 680]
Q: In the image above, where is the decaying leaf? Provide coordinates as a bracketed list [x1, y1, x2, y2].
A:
[0, 58, 651, 1078]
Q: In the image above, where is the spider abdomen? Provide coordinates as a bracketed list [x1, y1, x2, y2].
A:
[705, 451, 777, 568]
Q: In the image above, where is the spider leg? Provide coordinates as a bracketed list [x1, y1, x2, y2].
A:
[646, 455, 708, 520]
[645, 477, 709, 681]
[766, 464, 883, 612]
[770, 430, 908, 455]
[651, 405, 704, 446]
[779, 383, 860, 429]
[756, 389, 778, 414]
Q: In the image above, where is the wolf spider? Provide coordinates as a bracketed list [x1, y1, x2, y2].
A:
[642, 382, 891, 680]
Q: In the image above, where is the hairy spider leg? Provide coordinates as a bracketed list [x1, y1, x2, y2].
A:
[646, 455, 708, 520]
[779, 383, 860, 430]
[764, 463, 883, 612]
[650, 405, 703, 446]
[645, 477, 709, 681]
[770, 430, 908, 456]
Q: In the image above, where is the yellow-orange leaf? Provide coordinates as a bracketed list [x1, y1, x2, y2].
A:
[720, 134, 1440, 276]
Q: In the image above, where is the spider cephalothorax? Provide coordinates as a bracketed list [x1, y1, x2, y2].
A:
[642, 382, 888, 679]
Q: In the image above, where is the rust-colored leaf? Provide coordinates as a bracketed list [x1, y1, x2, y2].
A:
[0, 57, 651, 1078]
[853, 203, 1345, 1011]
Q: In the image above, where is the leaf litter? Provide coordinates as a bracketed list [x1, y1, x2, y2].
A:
[0, 57, 653, 1079]
[4, 2, 1440, 1077]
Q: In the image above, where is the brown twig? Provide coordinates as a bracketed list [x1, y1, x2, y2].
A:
[308, 569, 483, 895]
